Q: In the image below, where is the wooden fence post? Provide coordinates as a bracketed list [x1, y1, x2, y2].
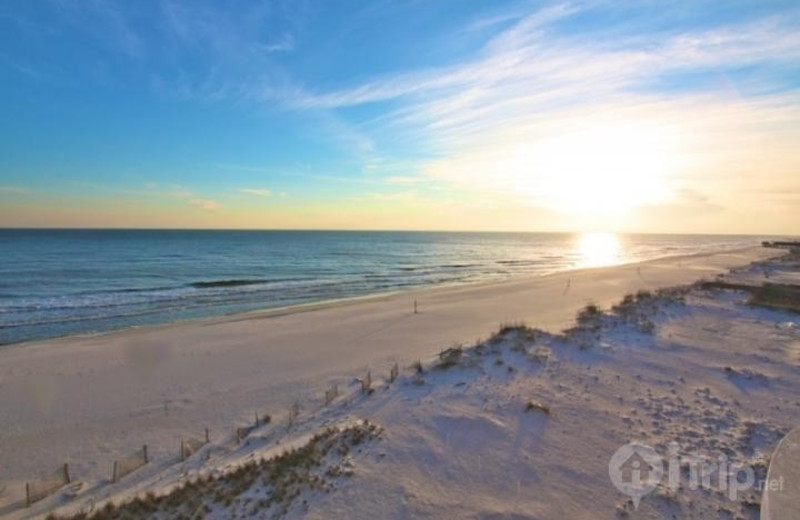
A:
[205, 428, 210, 443]
[361, 371, 372, 394]
[25, 482, 30, 507]
[324, 384, 339, 406]
[287, 402, 300, 429]
[143, 444, 148, 464]
[63, 463, 71, 484]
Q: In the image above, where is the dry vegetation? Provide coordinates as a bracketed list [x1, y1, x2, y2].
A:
[524, 401, 552, 415]
[435, 345, 463, 370]
[47, 422, 381, 520]
[565, 286, 690, 342]
[748, 283, 800, 313]
[700, 279, 800, 313]
[489, 321, 538, 344]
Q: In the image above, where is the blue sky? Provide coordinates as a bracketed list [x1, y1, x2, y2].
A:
[1, 0, 798, 232]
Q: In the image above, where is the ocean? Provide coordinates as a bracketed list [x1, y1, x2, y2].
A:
[0, 229, 766, 345]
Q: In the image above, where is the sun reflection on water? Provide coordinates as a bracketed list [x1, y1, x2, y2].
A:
[576, 232, 621, 268]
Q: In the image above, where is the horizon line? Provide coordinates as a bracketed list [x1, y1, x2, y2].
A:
[0, 226, 792, 237]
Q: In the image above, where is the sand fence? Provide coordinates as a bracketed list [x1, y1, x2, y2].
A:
[111, 445, 148, 483]
[324, 384, 339, 406]
[25, 464, 70, 506]
[179, 433, 209, 462]
[21, 361, 403, 509]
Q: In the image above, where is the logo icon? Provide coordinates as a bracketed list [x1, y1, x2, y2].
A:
[609, 442, 663, 508]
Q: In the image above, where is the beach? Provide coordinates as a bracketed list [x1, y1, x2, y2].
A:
[4, 2, 799, 517]
[0, 245, 781, 515]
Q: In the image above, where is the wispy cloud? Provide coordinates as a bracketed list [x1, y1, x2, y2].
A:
[383, 176, 432, 186]
[259, 33, 294, 53]
[118, 182, 222, 213]
[0, 185, 32, 194]
[188, 198, 220, 212]
[5, 1, 798, 232]
[280, 2, 800, 219]
[238, 188, 273, 197]
[287, 6, 799, 131]
[47, 0, 144, 58]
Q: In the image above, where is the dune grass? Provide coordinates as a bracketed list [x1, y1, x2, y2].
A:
[46, 422, 381, 520]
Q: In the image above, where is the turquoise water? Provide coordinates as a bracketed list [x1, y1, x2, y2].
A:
[0, 230, 765, 344]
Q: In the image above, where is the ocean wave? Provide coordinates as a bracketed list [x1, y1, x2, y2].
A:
[0, 277, 365, 318]
[497, 259, 539, 265]
[188, 279, 273, 288]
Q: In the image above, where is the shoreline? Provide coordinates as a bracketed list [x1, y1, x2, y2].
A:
[0, 245, 782, 497]
[3, 244, 766, 350]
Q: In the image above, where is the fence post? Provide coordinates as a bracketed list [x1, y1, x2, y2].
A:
[142, 444, 148, 464]
[25, 482, 30, 507]
[180, 439, 185, 461]
[325, 384, 338, 406]
[361, 371, 372, 394]
[287, 402, 299, 429]
[254, 411, 259, 427]
[63, 463, 71, 484]
[112, 461, 118, 483]
[205, 428, 210, 443]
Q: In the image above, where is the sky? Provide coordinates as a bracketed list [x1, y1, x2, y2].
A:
[0, 0, 798, 233]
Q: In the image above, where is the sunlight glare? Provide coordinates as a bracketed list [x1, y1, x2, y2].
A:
[576, 232, 621, 268]
[519, 121, 675, 217]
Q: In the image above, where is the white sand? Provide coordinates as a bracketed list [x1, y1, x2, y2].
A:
[763, 426, 800, 519]
[0, 246, 783, 517]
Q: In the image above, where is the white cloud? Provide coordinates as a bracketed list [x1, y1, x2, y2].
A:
[384, 176, 431, 186]
[188, 198, 219, 212]
[351, 191, 426, 203]
[258, 33, 294, 53]
[284, 5, 800, 161]
[238, 188, 273, 197]
[120, 182, 221, 212]
[278, 3, 800, 230]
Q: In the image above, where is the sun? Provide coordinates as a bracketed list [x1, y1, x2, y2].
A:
[576, 231, 621, 268]
[518, 120, 675, 217]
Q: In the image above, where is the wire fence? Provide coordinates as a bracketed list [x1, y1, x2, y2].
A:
[22, 360, 405, 509]
[25, 464, 70, 506]
[179, 435, 208, 462]
[324, 384, 339, 406]
[111, 445, 148, 483]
